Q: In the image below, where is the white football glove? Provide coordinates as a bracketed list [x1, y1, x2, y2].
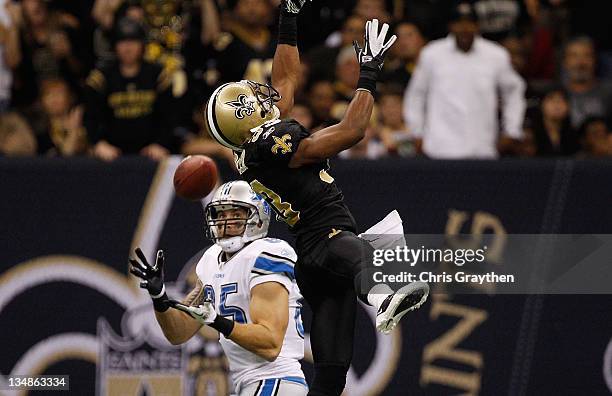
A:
[354, 19, 397, 70]
[184, 301, 217, 325]
[283, 0, 310, 14]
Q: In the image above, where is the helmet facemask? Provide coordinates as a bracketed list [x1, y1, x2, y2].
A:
[243, 80, 281, 119]
[205, 202, 262, 253]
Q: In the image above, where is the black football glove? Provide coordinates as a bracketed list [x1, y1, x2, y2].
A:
[129, 248, 169, 311]
[353, 19, 397, 72]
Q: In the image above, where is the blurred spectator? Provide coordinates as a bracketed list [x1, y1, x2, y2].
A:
[306, 14, 364, 82]
[200, 0, 221, 46]
[472, 0, 532, 42]
[181, 108, 234, 166]
[92, 0, 142, 69]
[140, 0, 189, 73]
[324, 1, 390, 48]
[353, 0, 391, 25]
[307, 80, 339, 130]
[395, 0, 454, 41]
[502, 32, 556, 119]
[376, 86, 415, 156]
[283, 1, 354, 51]
[294, 60, 310, 103]
[0, 111, 36, 155]
[24, 78, 88, 156]
[519, 6, 556, 82]
[94, 0, 191, 72]
[562, 36, 612, 128]
[6, 0, 83, 108]
[289, 102, 313, 130]
[84, 17, 185, 161]
[576, 116, 612, 158]
[212, 0, 274, 84]
[182, 0, 223, 109]
[0, 0, 16, 112]
[380, 20, 426, 86]
[501, 34, 528, 75]
[334, 46, 359, 102]
[567, 0, 612, 78]
[404, 1, 526, 158]
[338, 125, 387, 159]
[92, 0, 123, 31]
[525, 86, 579, 156]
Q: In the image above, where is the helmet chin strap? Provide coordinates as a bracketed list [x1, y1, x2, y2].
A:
[217, 236, 245, 253]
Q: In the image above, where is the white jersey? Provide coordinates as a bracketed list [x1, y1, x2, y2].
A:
[195, 237, 305, 392]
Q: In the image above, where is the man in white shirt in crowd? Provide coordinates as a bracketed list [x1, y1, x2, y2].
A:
[404, 1, 526, 159]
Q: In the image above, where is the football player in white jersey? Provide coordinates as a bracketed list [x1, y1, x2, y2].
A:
[130, 180, 308, 395]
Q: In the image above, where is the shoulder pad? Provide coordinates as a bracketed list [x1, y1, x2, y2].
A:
[200, 244, 221, 263]
[255, 238, 297, 262]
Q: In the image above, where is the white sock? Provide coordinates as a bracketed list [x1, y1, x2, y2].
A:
[367, 284, 393, 308]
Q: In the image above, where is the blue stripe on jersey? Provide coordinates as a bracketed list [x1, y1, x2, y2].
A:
[258, 379, 279, 396]
[282, 376, 308, 387]
[253, 256, 295, 280]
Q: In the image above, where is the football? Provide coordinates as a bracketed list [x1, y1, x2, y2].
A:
[173, 155, 219, 201]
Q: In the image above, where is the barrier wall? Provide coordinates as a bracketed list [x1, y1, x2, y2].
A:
[1, 157, 611, 395]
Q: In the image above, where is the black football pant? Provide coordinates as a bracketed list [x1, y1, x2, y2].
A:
[295, 230, 375, 396]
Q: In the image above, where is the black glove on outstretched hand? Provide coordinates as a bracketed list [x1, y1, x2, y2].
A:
[278, 0, 310, 46]
[129, 248, 170, 312]
[353, 19, 397, 95]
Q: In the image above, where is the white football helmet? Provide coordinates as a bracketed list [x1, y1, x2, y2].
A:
[205, 180, 271, 253]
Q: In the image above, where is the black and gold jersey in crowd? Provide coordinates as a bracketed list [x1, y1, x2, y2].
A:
[84, 62, 178, 153]
[235, 119, 357, 243]
[213, 24, 275, 84]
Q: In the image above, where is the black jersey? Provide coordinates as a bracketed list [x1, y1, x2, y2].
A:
[84, 62, 178, 153]
[213, 28, 275, 84]
[235, 119, 357, 242]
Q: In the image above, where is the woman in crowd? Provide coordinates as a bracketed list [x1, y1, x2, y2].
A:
[526, 86, 579, 156]
[577, 116, 612, 157]
[25, 78, 88, 156]
[376, 86, 415, 157]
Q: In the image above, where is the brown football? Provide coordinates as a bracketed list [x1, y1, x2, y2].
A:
[173, 155, 219, 201]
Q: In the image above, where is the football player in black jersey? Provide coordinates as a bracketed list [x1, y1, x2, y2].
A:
[204, 1, 429, 395]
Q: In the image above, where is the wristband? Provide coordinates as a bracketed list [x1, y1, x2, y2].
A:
[152, 292, 170, 312]
[278, 9, 297, 46]
[357, 67, 378, 95]
[209, 315, 235, 337]
[150, 283, 166, 299]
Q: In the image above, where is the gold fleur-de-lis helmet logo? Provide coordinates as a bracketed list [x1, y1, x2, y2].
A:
[271, 134, 293, 154]
[225, 94, 255, 119]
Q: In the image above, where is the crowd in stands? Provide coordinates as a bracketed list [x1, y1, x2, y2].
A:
[0, 0, 611, 161]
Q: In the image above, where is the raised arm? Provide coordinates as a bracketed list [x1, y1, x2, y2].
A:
[271, 0, 307, 117]
[289, 91, 374, 166]
[289, 19, 396, 167]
